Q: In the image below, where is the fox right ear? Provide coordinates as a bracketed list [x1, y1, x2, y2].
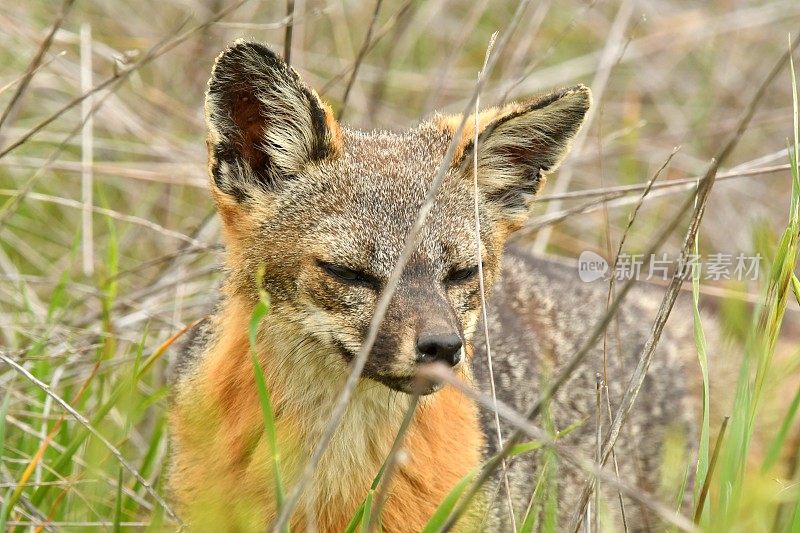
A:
[435, 85, 590, 230]
[205, 40, 340, 202]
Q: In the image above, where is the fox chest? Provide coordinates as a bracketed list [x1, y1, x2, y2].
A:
[249, 387, 485, 532]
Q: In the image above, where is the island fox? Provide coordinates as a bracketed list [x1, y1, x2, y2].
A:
[170, 40, 700, 531]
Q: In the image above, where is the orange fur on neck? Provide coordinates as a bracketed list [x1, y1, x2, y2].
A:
[171, 295, 484, 531]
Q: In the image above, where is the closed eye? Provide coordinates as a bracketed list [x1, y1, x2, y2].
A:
[445, 265, 480, 284]
[318, 260, 378, 287]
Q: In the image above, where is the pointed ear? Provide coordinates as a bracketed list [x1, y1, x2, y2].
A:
[436, 85, 591, 227]
[205, 40, 341, 202]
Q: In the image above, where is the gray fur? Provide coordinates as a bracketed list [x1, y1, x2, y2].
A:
[473, 250, 699, 530]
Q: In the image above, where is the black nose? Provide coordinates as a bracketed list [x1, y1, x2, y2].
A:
[416, 334, 463, 367]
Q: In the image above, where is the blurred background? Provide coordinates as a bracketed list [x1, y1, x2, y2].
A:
[1, 0, 799, 530]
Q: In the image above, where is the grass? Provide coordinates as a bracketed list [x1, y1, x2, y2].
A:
[1, 0, 800, 531]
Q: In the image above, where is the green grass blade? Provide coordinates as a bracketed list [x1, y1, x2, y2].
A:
[0, 391, 9, 531]
[421, 467, 478, 533]
[541, 407, 558, 533]
[250, 347, 285, 508]
[248, 287, 287, 531]
[344, 502, 366, 533]
[690, 229, 711, 516]
[790, 44, 800, 199]
[508, 441, 545, 456]
[519, 462, 547, 533]
[555, 416, 589, 439]
[715, 53, 800, 526]
[28, 385, 125, 509]
[359, 490, 374, 533]
[671, 464, 691, 533]
[0, 489, 10, 533]
[0, 390, 10, 460]
[762, 383, 800, 472]
[113, 467, 123, 533]
[346, 462, 387, 529]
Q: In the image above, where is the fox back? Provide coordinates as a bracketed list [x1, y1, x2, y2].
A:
[169, 40, 699, 531]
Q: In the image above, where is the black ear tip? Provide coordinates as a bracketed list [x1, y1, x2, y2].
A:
[563, 84, 592, 111]
[209, 39, 286, 82]
[225, 39, 282, 61]
[520, 84, 592, 116]
[550, 84, 591, 116]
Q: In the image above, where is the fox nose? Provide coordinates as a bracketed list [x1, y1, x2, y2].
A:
[416, 334, 463, 367]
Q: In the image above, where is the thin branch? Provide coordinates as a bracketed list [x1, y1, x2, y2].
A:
[336, 0, 384, 121]
[213, 6, 329, 30]
[0, 190, 211, 248]
[604, 383, 628, 532]
[442, 147, 707, 530]
[0, 52, 66, 97]
[365, 1, 418, 127]
[284, 0, 296, 65]
[318, 0, 414, 97]
[272, 2, 534, 528]
[0, 0, 248, 161]
[366, 393, 420, 532]
[516, 192, 626, 235]
[0, 0, 75, 132]
[531, 0, 635, 254]
[693, 416, 729, 523]
[417, 364, 699, 533]
[514, 161, 794, 237]
[423, 0, 492, 113]
[604, 148, 679, 313]
[566, 32, 800, 532]
[497, 0, 599, 103]
[0, 1, 247, 229]
[471, 30, 517, 531]
[0, 89, 117, 229]
[534, 161, 795, 202]
[80, 23, 94, 276]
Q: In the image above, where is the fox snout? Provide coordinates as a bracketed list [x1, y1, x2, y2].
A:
[357, 284, 471, 394]
[412, 293, 464, 369]
[415, 333, 463, 367]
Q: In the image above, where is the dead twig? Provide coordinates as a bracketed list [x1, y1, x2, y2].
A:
[469, 30, 517, 531]
[0, 0, 247, 161]
[272, 2, 534, 528]
[566, 32, 800, 532]
[284, 0, 296, 65]
[318, 0, 414, 97]
[0, 0, 75, 132]
[532, 0, 635, 254]
[366, 393, 421, 532]
[694, 416, 729, 523]
[441, 139, 710, 531]
[336, 0, 384, 121]
[534, 161, 795, 202]
[0, 190, 211, 249]
[418, 364, 699, 533]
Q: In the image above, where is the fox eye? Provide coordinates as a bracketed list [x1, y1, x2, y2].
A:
[319, 261, 374, 286]
[445, 265, 479, 284]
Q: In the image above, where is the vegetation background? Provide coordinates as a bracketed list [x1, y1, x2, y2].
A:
[0, 0, 799, 530]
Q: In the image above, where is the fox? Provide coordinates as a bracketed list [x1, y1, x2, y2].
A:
[169, 39, 702, 532]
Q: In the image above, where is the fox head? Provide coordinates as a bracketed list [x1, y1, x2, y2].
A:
[205, 40, 590, 394]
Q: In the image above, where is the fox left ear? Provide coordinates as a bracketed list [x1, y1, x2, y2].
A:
[437, 85, 591, 227]
[205, 40, 341, 203]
